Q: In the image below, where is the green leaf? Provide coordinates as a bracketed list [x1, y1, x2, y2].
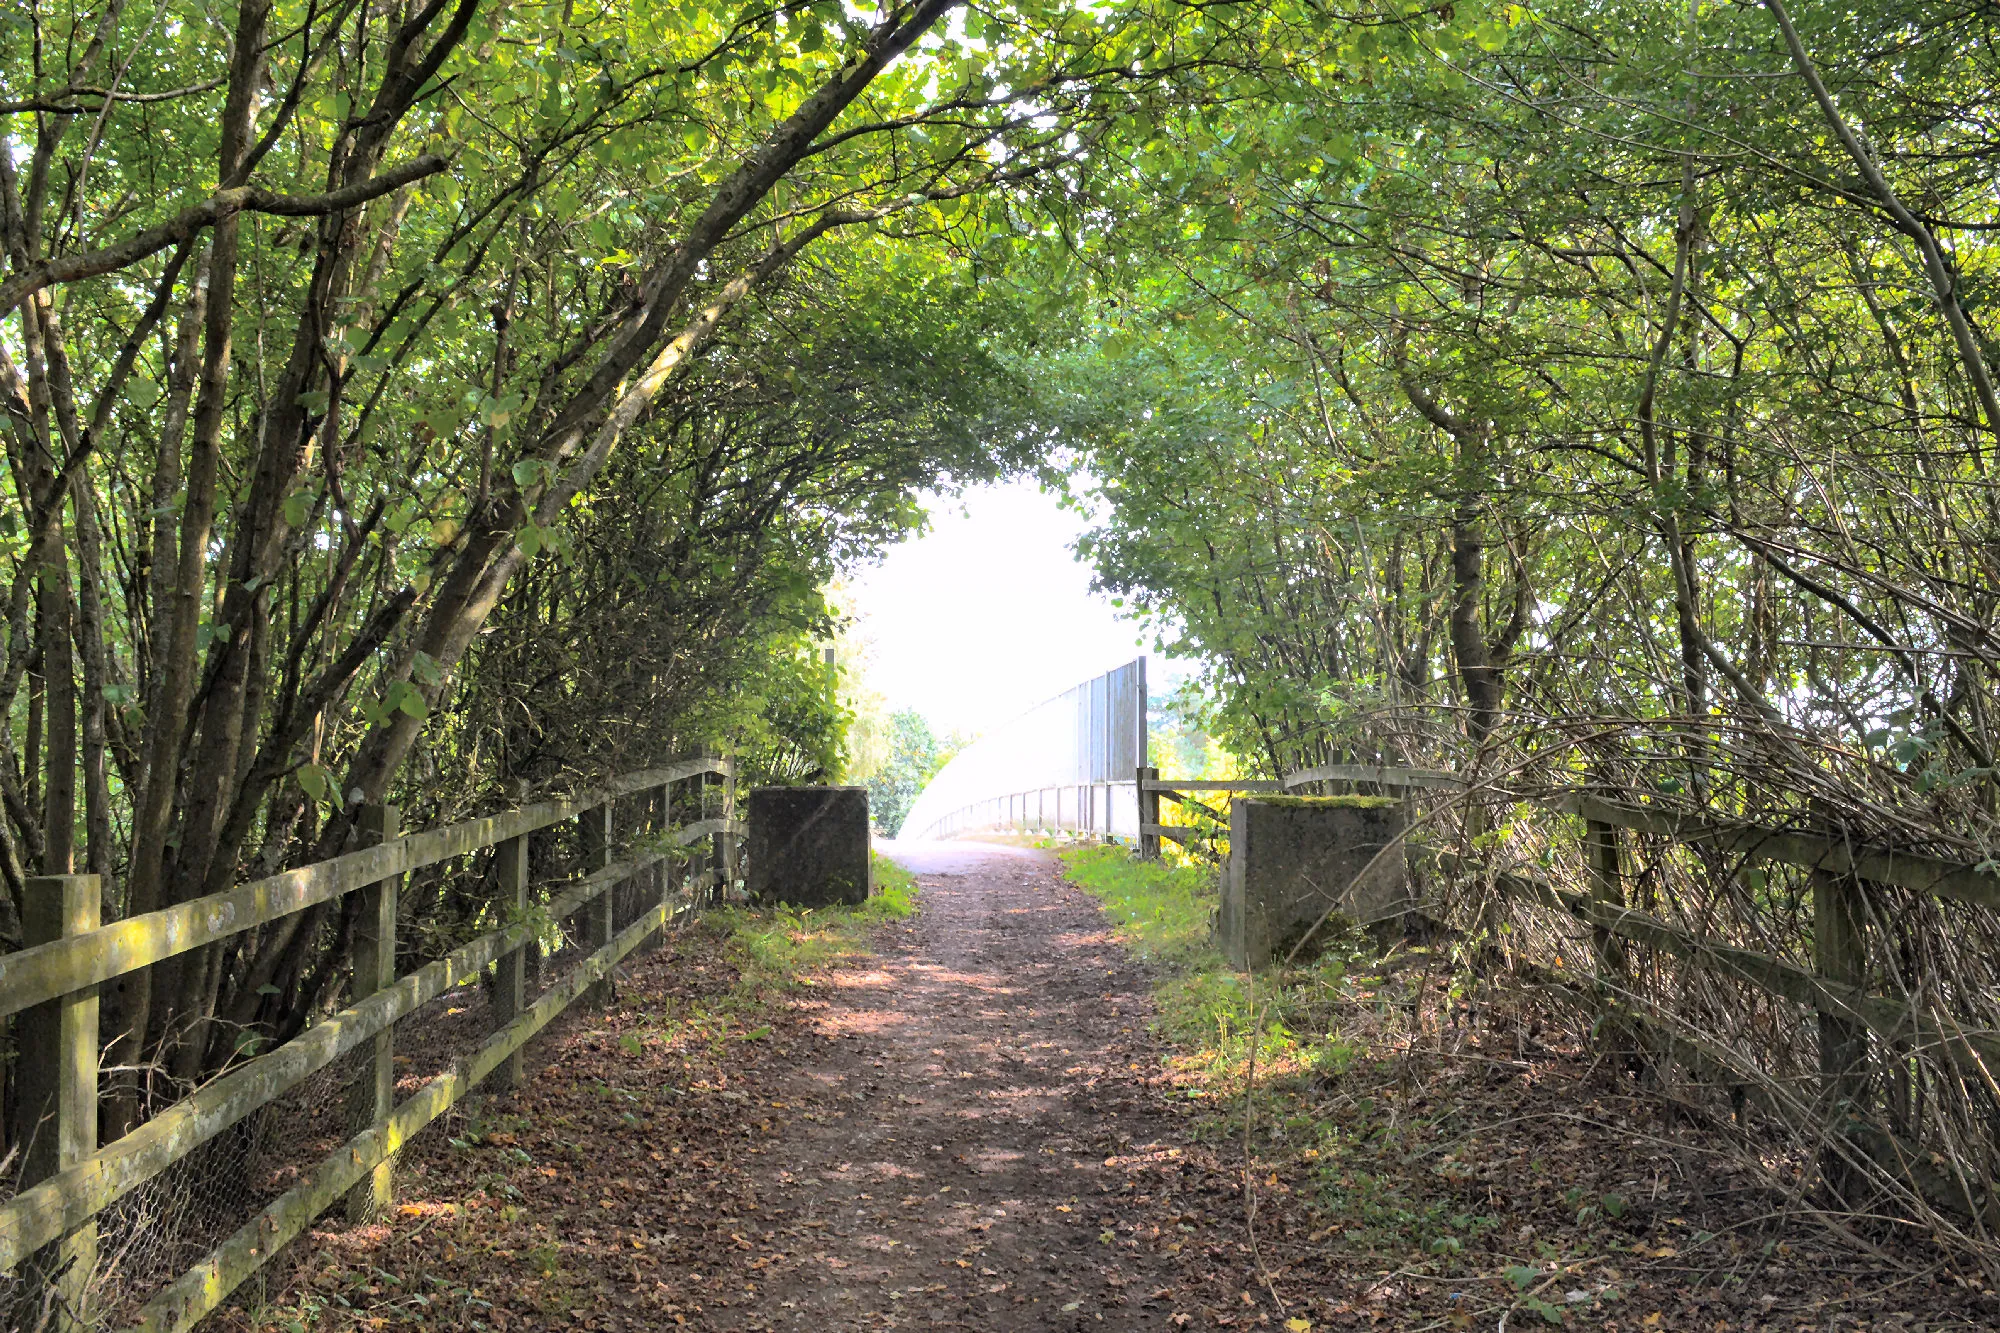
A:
[410, 650, 446, 687]
[384, 499, 423, 536]
[388, 680, 429, 719]
[298, 763, 330, 802]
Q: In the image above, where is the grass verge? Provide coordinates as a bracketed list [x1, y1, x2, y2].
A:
[1057, 843, 1533, 1285]
[1057, 843, 1372, 1102]
[1054, 843, 1956, 1331]
[713, 848, 919, 1003]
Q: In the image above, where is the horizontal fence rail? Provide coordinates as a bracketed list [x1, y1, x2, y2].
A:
[130, 893, 676, 1333]
[1489, 867, 2000, 1080]
[0, 758, 728, 1023]
[3, 757, 745, 1331]
[1546, 792, 2000, 912]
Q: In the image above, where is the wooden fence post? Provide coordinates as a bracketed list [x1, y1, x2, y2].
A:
[492, 832, 530, 1091]
[19, 874, 100, 1330]
[1815, 866, 1869, 1200]
[1138, 767, 1161, 860]
[1583, 818, 1628, 982]
[653, 781, 673, 942]
[686, 782, 711, 905]
[717, 756, 738, 897]
[1582, 817, 1634, 1065]
[345, 805, 399, 1222]
[581, 803, 614, 1006]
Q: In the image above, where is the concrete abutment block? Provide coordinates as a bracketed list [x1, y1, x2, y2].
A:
[1220, 795, 1412, 968]
[747, 786, 872, 907]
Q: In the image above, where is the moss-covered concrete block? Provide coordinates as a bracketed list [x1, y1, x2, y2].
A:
[1221, 795, 1410, 967]
[746, 786, 872, 907]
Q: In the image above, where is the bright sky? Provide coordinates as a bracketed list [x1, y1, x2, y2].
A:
[842, 479, 1191, 738]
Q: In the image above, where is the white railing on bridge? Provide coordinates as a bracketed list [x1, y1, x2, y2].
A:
[901, 658, 1148, 841]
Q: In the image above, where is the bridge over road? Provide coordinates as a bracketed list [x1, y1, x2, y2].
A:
[900, 659, 1151, 845]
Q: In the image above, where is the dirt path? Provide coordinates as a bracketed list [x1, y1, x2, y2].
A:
[729, 840, 1198, 1329]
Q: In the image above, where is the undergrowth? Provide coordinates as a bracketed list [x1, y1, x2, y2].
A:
[1056, 844, 1567, 1299]
[713, 849, 919, 1002]
[1053, 844, 1973, 1328]
[1056, 844, 1375, 1101]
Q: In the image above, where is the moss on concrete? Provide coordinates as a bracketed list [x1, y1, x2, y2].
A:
[1253, 794, 1401, 810]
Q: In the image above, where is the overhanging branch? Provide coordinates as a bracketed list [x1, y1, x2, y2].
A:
[0, 153, 451, 318]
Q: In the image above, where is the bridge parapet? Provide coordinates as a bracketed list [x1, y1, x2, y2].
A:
[901, 658, 1148, 842]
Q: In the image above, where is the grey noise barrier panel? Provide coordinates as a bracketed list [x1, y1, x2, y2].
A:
[1222, 795, 1414, 968]
[747, 786, 872, 907]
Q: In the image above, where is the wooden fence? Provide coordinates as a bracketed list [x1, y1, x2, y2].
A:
[1136, 763, 2000, 1221]
[3, 757, 744, 1332]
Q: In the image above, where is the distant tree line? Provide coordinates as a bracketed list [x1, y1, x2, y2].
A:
[860, 710, 965, 838]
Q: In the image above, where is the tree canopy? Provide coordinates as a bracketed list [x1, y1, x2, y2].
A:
[1008, 0, 2000, 1247]
[1033, 0, 2000, 835]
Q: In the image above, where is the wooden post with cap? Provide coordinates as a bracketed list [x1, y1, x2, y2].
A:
[1137, 766, 1161, 859]
[345, 805, 400, 1221]
[19, 873, 101, 1329]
